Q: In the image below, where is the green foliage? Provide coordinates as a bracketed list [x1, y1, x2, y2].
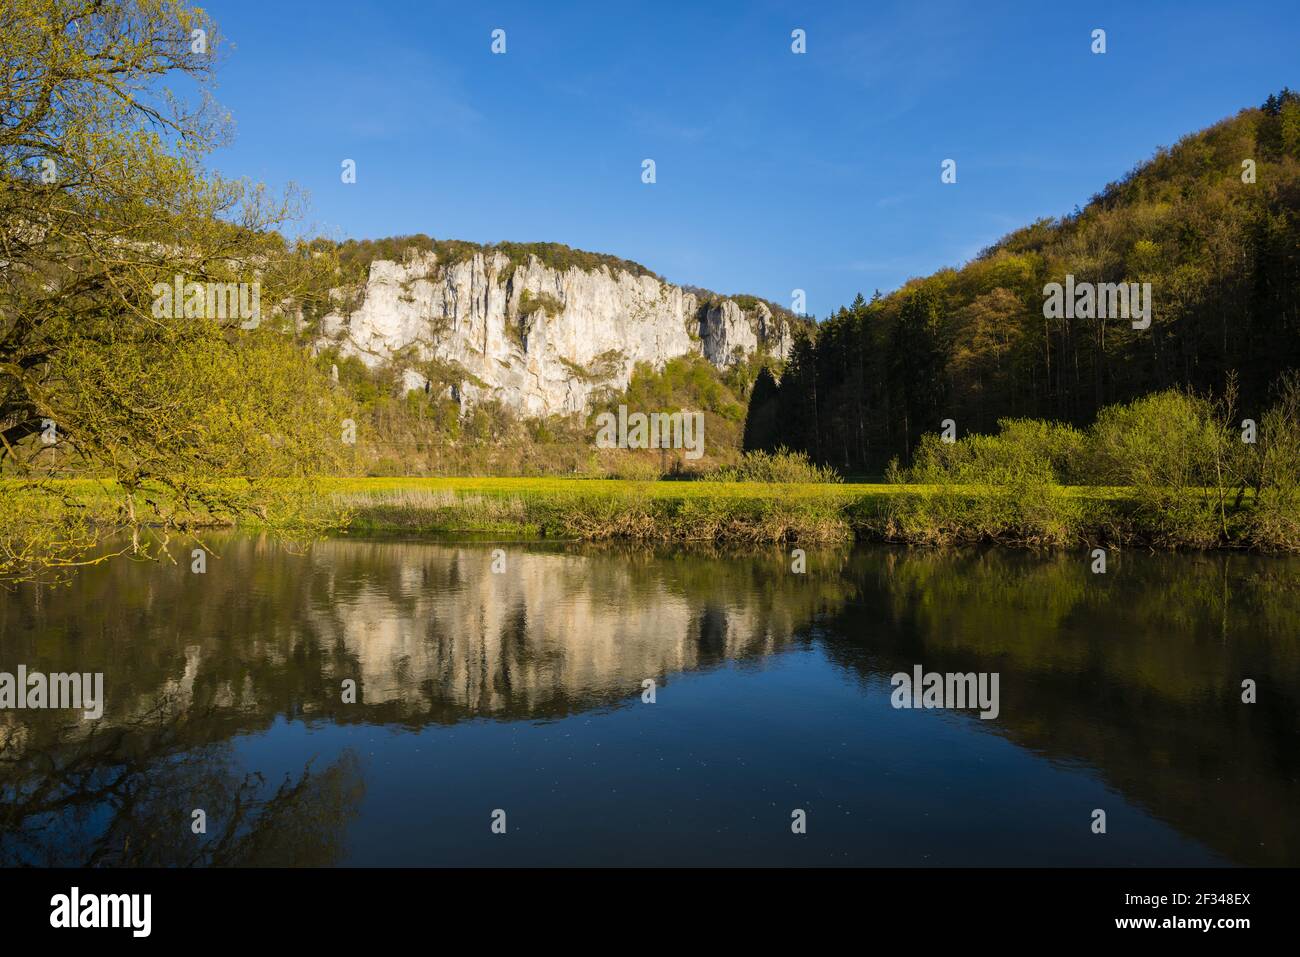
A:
[0, 0, 342, 578]
[332, 234, 662, 286]
[1089, 391, 1221, 487]
[882, 479, 1083, 548]
[887, 381, 1300, 549]
[332, 478, 857, 543]
[559, 349, 621, 384]
[1249, 370, 1300, 545]
[518, 289, 564, 319]
[907, 418, 1086, 487]
[888, 288, 949, 456]
[992, 419, 1090, 483]
[754, 91, 1300, 474]
[494, 242, 661, 279]
[894, 424, 1082, 547]
[709, 448, 842, 483]
[742, 366, 781, 452]
[615, 354, 746, 422]
[309, 350, 600, 477]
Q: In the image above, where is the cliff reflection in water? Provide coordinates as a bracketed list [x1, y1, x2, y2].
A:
[1, 537, 1297, 866]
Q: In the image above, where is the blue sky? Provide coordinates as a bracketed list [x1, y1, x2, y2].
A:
[204, 0, 1299, 317]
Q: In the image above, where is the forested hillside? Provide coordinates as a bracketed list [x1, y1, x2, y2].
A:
[747, 91, 1300, 471]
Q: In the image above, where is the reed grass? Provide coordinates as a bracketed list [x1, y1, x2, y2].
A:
[5, 477, 1291, 550]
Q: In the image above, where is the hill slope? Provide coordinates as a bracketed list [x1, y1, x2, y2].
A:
[749, 90, 1300, 470]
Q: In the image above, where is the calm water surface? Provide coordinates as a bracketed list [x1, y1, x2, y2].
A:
[1, 537, 1297, 866]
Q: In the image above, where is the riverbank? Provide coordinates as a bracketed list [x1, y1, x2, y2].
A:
[323, 477, 1288, 550]
[6, 477, 1293, 551]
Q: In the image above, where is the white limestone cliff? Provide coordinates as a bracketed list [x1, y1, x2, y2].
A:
[315, 250, 794, 416]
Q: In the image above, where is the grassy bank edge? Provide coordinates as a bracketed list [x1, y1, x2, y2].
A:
[5, 477, 1290, 551]
[321, 478, 1244, 550]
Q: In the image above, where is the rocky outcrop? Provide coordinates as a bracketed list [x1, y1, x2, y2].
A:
[315, 249, 795, 416]
[700, 298, 790, 366]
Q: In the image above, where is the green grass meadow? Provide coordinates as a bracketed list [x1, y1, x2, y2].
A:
[4, 474, 1288, 551]
[321, 477, 1142, 546]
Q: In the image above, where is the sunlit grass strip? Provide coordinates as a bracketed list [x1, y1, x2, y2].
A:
[321, 478, 1135, 544]
[327, 481, 862, 542]
[4, 478, 1282, 548]
[319, 476, 1136, 501]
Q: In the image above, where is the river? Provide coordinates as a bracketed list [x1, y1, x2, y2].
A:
[2, 536, 1296, 866]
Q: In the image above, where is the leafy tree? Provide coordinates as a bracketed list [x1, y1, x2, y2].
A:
[751, 91, 1300, 471]
[0, 0, 347, 578]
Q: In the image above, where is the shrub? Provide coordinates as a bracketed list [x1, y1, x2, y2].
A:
[1249, 371, 1300, 548]
[1086, 390, 1224, 546]
[709, 448, 842, 483]
[893, 419, 1083, 545]
[907, 431, 1055, 485]
[518, 289, 563, 319]
[1086, 390, 1221, 489]
[995, 419, 1089, 483]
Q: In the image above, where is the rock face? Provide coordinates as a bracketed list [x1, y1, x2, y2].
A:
[316, 250, 795, 416]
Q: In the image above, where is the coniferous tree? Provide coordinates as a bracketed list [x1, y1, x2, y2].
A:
[887, 288, 948, 460]
[742, 365, 782, 452]
[741, 93, 1300, 472]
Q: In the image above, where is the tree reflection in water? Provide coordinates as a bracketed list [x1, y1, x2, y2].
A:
[1, 697, 363, 866]
[0, 536, 1297, 866]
